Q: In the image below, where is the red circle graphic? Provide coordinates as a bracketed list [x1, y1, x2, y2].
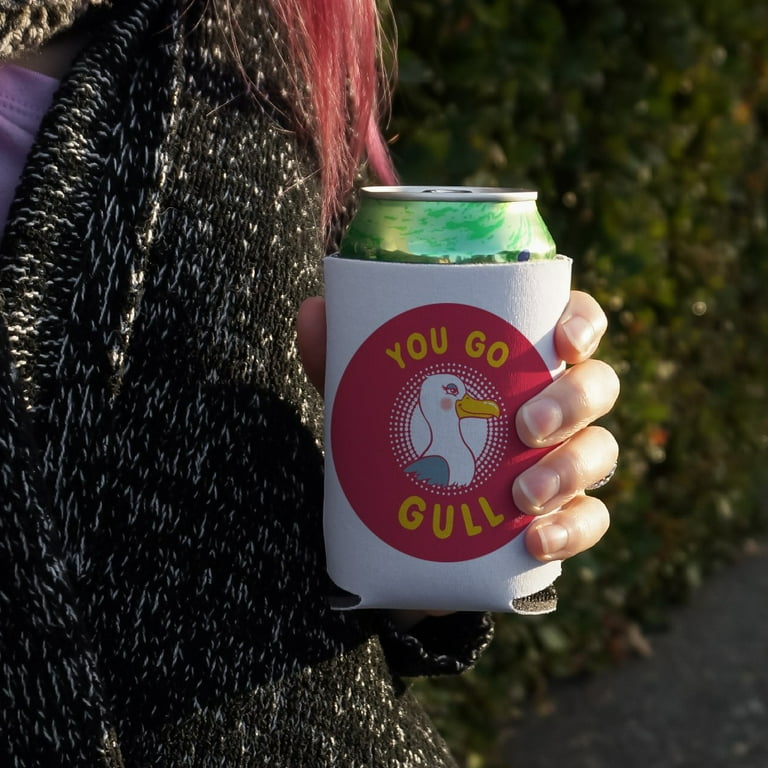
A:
[331, 303, 554, 562]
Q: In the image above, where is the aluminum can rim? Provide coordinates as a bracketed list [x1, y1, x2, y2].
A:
[360, 186, 538, 203]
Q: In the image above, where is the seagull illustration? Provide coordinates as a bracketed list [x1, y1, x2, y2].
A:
[404, 374, 500, 488]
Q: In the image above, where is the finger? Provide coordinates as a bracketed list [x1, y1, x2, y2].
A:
[516, 358, 620, 448]
[296, 296, 327, 395]
[512, 426, 619, 515]
[555, 290, 609, 364]
[525, 494, 610, 562]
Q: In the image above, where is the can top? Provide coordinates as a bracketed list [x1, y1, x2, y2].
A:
[341, 185, 555, 263]
[360, 186, 538, 203]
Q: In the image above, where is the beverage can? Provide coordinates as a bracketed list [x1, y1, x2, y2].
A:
[339, 186, 556, 263]
[322, 186, 571, 613]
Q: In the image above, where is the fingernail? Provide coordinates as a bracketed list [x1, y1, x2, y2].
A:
[517, 467, 560, 511]
[520, 397, 563, 442]
[535, 523, 569, 557]
[563, 314, 597, 356]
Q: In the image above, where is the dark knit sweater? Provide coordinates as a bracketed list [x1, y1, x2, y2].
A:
[0, 0, 493, 765]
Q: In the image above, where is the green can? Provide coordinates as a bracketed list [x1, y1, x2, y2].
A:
[339, 186, 556, 264]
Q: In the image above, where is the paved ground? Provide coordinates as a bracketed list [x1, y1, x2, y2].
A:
[500, 544, 768, 768]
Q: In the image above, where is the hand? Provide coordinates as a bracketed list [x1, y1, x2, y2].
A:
[297, 291, 620, 565]
[296, 296, 327, 396]
[514, 290, 620, 562]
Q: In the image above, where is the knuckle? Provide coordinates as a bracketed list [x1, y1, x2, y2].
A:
[586, 425, 620, 461]
[592, 358, 619, 385]
[579, 359, 620, 410]
[564, 368, 593, 410]
[562, 497, 611, 556]
[575, 497, 611, 540]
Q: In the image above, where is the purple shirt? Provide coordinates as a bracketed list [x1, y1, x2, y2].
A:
[0, 63, 60, 237]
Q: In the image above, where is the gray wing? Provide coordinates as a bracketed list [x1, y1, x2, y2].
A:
[404, 455, 450, 487]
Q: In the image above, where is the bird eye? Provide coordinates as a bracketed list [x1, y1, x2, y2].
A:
[442, 383, 459, 397]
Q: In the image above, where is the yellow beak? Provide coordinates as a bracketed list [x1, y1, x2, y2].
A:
[455, 394, 501, 420]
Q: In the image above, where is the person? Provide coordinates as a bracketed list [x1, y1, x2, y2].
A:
[0, 0, 619, 765]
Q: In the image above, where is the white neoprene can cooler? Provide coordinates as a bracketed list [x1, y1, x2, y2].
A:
[322, 254, 572, 613]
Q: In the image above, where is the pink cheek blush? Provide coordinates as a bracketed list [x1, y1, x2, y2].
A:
[440, 397, 453, 411]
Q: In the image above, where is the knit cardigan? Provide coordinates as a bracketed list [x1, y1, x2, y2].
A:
[0, 0, 494, 765]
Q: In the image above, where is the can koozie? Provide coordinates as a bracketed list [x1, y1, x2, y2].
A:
[323, 255, 572, 612]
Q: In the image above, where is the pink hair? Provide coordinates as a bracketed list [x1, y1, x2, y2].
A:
[270, 0, 398, 229]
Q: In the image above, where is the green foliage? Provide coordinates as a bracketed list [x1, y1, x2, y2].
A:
[389, 1, 768, 765]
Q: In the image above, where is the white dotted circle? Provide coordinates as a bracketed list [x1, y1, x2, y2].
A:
[388, 363, 509, 496]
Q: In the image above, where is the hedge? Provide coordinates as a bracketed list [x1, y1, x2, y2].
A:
[386, 1, 768, 765]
